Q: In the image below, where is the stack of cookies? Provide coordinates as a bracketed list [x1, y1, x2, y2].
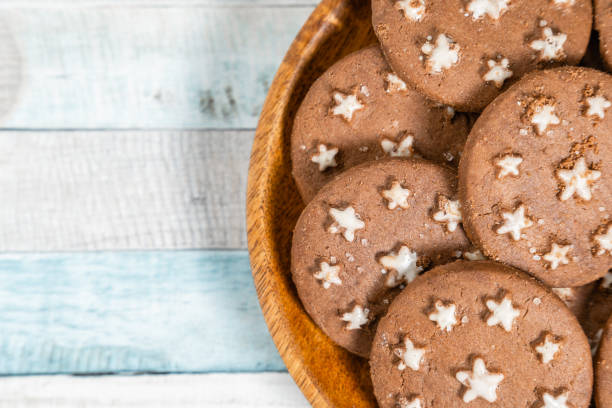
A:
[289, 1, 611, 407]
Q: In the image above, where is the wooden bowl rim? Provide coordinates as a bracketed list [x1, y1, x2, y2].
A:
[246, 0, 350, 407]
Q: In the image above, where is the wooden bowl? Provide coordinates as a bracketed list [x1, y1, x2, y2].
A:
[246, 0, 378, 407]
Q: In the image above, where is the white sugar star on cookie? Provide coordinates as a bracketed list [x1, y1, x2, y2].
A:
[394, 337, 426, 371]
[483, 57, 513, 88]
[495, 154, 523, 179]
[594, 224, 612, 256]
[385, 72, 408, 93]
[311, 144, 338, 171]
[395, 0, 426, 22]
[313, 261, 342, 289]
[530, 28, 567, 62]
[381, 133, 415, 157]
[543, 243, 572, 270]
[381, 181, 411, 210]
[432, 196, 462, 232]
[486, 295, 520, 331]
[379, 246, 423, 287]
[534, 333, 562, 364]
[421, 34, 460, 74]
[586, 94, 611, 119]
[331, 91, 364, 121]
[428, 300, 457, 332]
[467, 0, 510, 20]
[540, 392, 569, 408]
[341, 305, 369, 330]
[496, 204, 533, 241]
[455, 358, 504, 403]
[398, 396, 423, 408]
[530, 102, 560, 135]
[328, 206, 365, 242]
[556, 157, 601, 201]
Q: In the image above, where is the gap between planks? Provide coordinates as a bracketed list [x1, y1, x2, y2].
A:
[0, 130, 253, 251]
[0, 373, 309, 407]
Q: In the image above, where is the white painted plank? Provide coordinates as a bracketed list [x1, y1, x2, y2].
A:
[0, 130, 251, 250]
[0, 373, 309, 407]
[0, 250, 285, 374]
[0, 5, 313, 129]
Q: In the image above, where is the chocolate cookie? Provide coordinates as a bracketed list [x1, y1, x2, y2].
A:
[372, 0, 592, 111]
[595, 314, 612, 408]
[370, 260, 593, 408]
[459, 67, 612, 287]
[583, 272, 612, 354]
[291, 45, 471, 202]
[291, 158, 471, 357]
[595, 0, 612, 71]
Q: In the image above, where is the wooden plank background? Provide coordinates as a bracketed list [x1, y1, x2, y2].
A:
[0, 0, 317, 405]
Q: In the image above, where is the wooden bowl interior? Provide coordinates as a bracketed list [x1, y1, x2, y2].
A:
[248, 0, 379, 407]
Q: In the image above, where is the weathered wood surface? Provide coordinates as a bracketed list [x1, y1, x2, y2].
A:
[0, 4, 313, 129]
[0, 250, 284, 374]
[0, 373, 309, 407]
[0, 130, 252, 250]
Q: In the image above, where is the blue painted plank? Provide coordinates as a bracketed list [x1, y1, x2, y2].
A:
[0, 250, 285, 374]
[0, 6, 314, 129]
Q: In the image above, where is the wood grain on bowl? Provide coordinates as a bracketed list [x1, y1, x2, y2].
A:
[246, 0, 378, 407]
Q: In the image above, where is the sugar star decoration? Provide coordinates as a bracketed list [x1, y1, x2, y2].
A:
[540, 392, 570, 408]
[398, 396, 423, 408]
[495, 154, 523, 179]
[341, 305, 369, 330]
[455, 358, 504, 403]
[496, 204, 533, 241]
[381, 133, 415, 157]
[467, 0, 510, 20]
[385, 72, 408, 93]
[421, 34, 460, 74]
[483, 58, 513, 88]
[534, 333, 562, 364]
[530, 28, 567, 62]
[328, 206, 365, 242]
[553, 0, 575, 6]
[331, 91, 364, 122]
[395, 0, 426, 22]
[556, 157, 601, 201]
[543, 243, 572, 270]
[486, 295, 520, 332]
[394, 337, 426, 371]
[379, 246, 423, 287]
[313, 261, 342, 289]
[311, 144, 338, 171]
[428, 300, 457, 332]
[594, 224, 612, 256]
[381, 181, 411, 210]
[552, 287, 574, 301]
[464, 249, 486, 261]
[530, 102, 560, 135]
[433, 196, 463, 232]
[586, 94, 611, 119]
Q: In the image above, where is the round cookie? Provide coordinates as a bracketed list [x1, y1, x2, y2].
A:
[595, 314, 612, 408]
[291, 158, 471, 357]
[459, 67, 612, 287]
[370, 260, 593, 408]
[291, 45, 471, 202]
[371, 0, 592, 111]
[595, 0, 612, 71]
